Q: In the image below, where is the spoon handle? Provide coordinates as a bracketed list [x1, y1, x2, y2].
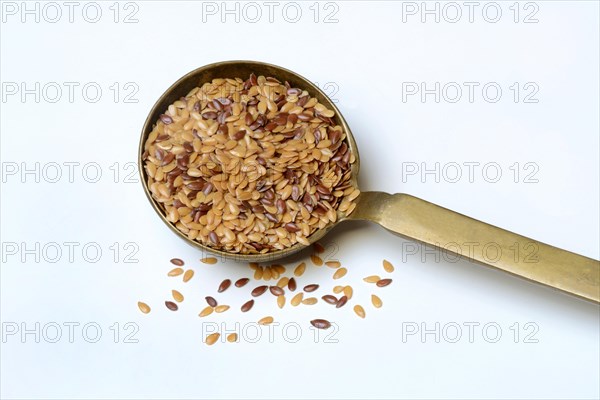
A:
[349, 191, 600, 303]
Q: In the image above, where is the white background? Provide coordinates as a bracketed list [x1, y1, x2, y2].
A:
[1, 1, 599, 399]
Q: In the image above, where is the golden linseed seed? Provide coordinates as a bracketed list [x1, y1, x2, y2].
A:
[183, 269, 194, 282]
[343, 286, 353, 299]
[172, 290, 184, 302]
[137, 302, 151, 314]
[371, 294, 383, 308]
[294, 262, 306, 277]
[168, 267, 184, 277]
[170, 258, 184, 266]
[201, 257, 218, 265]
[310, 254, 324, 266]
[325, 260, 341, 269]
[363, 275, 381, 283]
[215, 305, 230, 313]
[354, 305, 366, 318]
[333, 268, 347, 280]
[227, 333, 238, 343]
[277, 277, 289, 288]
[277, 295, 286, 309]
[263, 267, 272, 280]
[383, 259, 394, 273]
[302, 297, 318, 305]
[313, 243, 325, 254]
[291, 292, 304, 306]
[254, 266, 264, 280]
[205, 332, 220, 346]
[333, 286, 344, 294]
[258, 316, 274, 325]
[273, 264, 286, 274]
[199, 306, 213, 317]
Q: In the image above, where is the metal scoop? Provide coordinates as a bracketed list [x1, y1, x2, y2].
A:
[139, 60, 599, 303]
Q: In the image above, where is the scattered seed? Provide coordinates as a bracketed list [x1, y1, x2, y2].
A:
[354, 305, 366, 318]
[383, 259, 394, 273]
[254, 266, 264, 280]
[168, 267, 184, 277]
[277, 295, 286, 309]
[313, 243, 325, 253]
[333, 268, 347, 279]
[325, 260, 341, 268]
[270, 286, 285, 296]
[241, 299, 254, 312]
[215, 305, 230, 313]
[343, 286, 353, 299]
[137, 302, 151, 314]
[310, 319, 331, 329]
[310, 254, 324, 266]
[218, 279, 232, 293]
[258, 316, 274, 325]
[333, 285, 344, 294]
[251, 285, 268, 297]
[205, 332, 220, 346]
[336, 295, 348, 308]
[371, 294, 383, 308]
[183, 269, 194, 282]
[288, 277, 297, 291]
[322, 295, 338, 305]
[376, 278, 392, 287]
[277, 277, 289, 288]
[302, 297, 318, 305]
[165, 301, 178, 311]
[263, 267, 272, 280]
[170, 258, 184, 266]
[172, 290, 184, 302]
[201, 257, 218, 264]
[291, 292, 304, 306]
[303, 284, 319, 293]
[227, 333, 238, 343]
[205, 296, 217, 307]
[199, 306, 213, 317]
[249, 262, 259, 270]
[364, 275, 381, 283]
[235, 278, 250, 288]
[294, 262, 306, 276]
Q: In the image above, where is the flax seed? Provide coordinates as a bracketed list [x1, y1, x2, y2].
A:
[168, 268, 184, 277]
[183, 269, 194, 282]
[291, 292, 304, 306]
[371, 294, 383, 308]
[333, 268, 347, 280]
[383, 259, 394, 273]
[258, 316, 274, 325]
[201, 257, 218, 264]
[137, 302, 151, 314]
[354, 305, 366, 318]
[172, 290, 184, 302]
[205, 332, 220, 345]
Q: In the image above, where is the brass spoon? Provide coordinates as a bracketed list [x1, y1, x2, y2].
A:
[139, 60, 600, 303]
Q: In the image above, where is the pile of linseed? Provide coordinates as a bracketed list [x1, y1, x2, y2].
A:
[142, 74, 359, 255]
[137, 243, 394, 345]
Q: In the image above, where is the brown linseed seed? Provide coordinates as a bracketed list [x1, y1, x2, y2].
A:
[165, 301, 178, 311]
[336, 295, 348, 308]
[269, 286, 284, 296]
[218, 279, 231, 293]
[376, 278, 392, 287]
[322, 295, 338, 305]
[235, 278, 250, 288]
[303, 284, 319, 293]
[287, 277, 297, 291]
[310, 319, 331, 329]
[205, 296, 218, 307]
[241, 299, 254, 312]
[251, 285, 268, 297]
[170, 258, 184, 266]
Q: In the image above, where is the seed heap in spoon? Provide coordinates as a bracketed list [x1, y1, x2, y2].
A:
[143, 73, 359, 254]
